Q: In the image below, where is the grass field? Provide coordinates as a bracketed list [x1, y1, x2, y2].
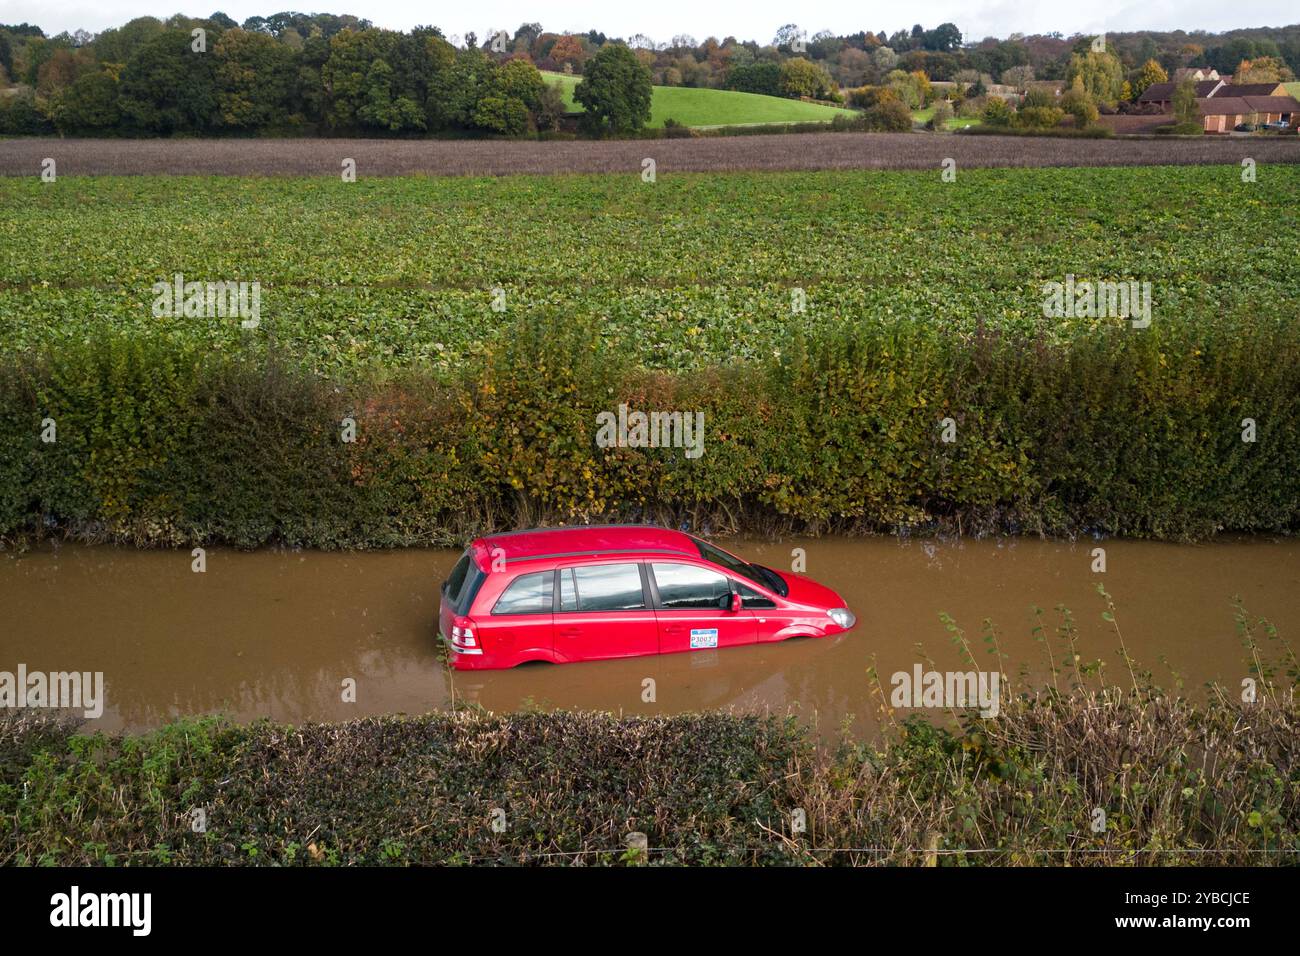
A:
[1, 165, 1295, 375]
[542, 71, 856, 128]
[912, 106, 982, 130]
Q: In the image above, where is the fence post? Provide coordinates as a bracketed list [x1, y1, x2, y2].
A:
[922, 830, 940, 867]
[625, 831, 648, 866]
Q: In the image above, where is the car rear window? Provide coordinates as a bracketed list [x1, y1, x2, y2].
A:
[443, 549, 486, 614]
[569, 563, 646, 612]
[444, 552, 471, 603]
[493, 570, 555, 615]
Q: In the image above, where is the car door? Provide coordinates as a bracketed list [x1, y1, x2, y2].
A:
[736, 580, 784, 642]
[553, 562, 659, 662]
[481, 569, 555, 664]
[648, 562, 757, 654]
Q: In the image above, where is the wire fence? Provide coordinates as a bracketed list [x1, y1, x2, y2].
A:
[455, 844, 1300, 863]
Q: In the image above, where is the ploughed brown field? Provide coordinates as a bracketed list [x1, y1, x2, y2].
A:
[0, 132, 1296, 177]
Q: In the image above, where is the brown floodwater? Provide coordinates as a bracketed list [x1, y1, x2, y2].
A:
[0, 536, 1295, 737]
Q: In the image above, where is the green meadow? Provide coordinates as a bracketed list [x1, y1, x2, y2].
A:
[541, 70, 857, 127]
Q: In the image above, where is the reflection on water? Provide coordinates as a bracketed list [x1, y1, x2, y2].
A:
[0, 536, 1295, 737]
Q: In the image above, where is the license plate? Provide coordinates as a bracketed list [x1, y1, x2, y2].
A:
[689, 628, 719, 649]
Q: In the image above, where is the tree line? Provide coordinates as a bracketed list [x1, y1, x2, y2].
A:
[0, 16, 582, 135]
[1, 13, 1297, 137]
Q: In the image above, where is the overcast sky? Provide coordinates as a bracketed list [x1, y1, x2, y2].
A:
[10, 1, 1297, 44]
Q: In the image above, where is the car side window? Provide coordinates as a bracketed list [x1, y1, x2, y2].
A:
[651, 563, 732, 610]
[559, 567, 578, 611]
[736, 581, 777, 610]
[570, 563, 646, 611]
[492, 570, 554, 615]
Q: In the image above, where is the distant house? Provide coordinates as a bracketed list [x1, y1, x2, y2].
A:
[1173, 67, 1221, 83]
[1197, 95, 1299, 132]
[1132, 77, 1296, 132]
[1138, 79, 1289, 107]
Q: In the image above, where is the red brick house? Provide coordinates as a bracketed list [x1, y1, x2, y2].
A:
[1138, 79, 1287, 107]
[1129, 77, 1296, 133]
[1197, 95, 1299, 132]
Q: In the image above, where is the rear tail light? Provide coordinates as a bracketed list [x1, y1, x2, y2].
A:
[450, 616, 482, 654]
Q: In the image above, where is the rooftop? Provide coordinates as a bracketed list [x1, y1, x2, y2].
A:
[1221, 83, 1287, 97]
[1138, 80, 1223, 101]
[1197, 94, 1300, 115]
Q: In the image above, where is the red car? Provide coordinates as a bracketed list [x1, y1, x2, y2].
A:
[438, 525, 857, 669]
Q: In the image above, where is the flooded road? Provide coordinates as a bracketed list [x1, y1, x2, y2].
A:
[1, 536, 1295, 736]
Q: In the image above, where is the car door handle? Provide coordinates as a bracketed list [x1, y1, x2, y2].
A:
[558, 627, 581, 637]
[663, 625, 684, 633]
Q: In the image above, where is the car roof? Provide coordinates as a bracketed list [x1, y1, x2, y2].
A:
[469, 525, 700, 571]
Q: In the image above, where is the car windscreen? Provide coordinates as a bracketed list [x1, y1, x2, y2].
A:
[694, 537, 789, 596]
[694, 539, 766, 588]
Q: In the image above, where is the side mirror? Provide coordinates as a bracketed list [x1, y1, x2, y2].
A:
[729, 592, 742, 614]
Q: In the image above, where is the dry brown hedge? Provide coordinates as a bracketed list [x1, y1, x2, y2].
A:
[2, 686, 1296, 866]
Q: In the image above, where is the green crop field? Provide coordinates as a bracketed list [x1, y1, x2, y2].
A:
[541, 71, 856, 127]
[0, 164, 1295, 376]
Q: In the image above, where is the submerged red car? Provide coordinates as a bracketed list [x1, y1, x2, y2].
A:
[438, 525, 857, 669]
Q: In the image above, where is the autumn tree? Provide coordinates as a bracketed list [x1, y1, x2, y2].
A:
[1131, 59, 1167, 98]
[1060, 76, 1099, 127]
[779, 56, 837, 99]
[1235, 56, 1293, 84]
[472, 58, 547, 134]
[883, 68, 929, 108]
[35, 47, 95, 96]
[1066, 48, 1124, 108]
[549, 34, 586, 72]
